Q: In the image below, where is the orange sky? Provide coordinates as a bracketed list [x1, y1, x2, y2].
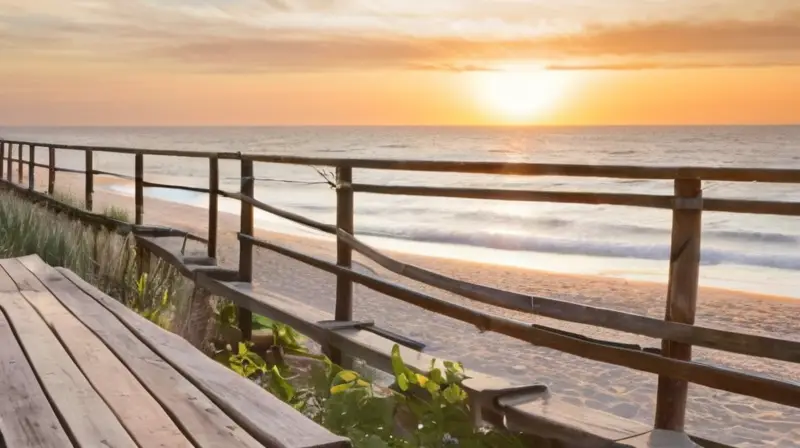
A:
[1, 1, 798, 126]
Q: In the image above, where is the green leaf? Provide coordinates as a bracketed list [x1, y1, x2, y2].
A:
[219, 304, 236, 326]
[337, 370, 359, 383]
[252, 314, 274, 330]
[244, 350, 267, 370]
[442, 384, 467, 404]
[230, 363, 244, 376]
[429, 368, 444, 384]
[330, 383, 353, 394]
[160, 289, 169, 307]
[424, 380, 441, 395]
[443, 360, 464, 374]
[269, 366, 295, 401]
[415, 374, 428, 386]
[237, 341, 248, 356]
[390, 344, 406, 378]
[396, 373, 409, 391]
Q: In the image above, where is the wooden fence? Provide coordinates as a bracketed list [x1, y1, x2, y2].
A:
[1, 138, 799, 446]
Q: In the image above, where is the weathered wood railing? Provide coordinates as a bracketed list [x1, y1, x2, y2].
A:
[1, 138, 799, 446]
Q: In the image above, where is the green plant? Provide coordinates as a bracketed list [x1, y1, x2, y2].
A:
[212, 315, 527, 448]
[103, 205, 130, 222]
[129, 272, 171, 327]
[0, 190, 188, 330]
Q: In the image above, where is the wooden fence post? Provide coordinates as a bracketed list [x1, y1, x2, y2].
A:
[238, 159, 254, 342]
[208, 156, 219, 260]
[17, 143, 23, 184]
[330, 166, 354, 366]
[6, 143, 13, 181]
[0, 141, 5, 179]
[133, 153, 149, 279]
[654, 178, 703, 431]
[134, 153, 144, 225]
[48, 147, 56, 195]
[28, 145, 35, 190]
[85, 149, 93, 211]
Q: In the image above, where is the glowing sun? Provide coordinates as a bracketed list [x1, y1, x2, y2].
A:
[473, 69, 570, 123]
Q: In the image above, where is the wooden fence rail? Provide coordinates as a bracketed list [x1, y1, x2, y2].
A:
[0, 138, 798, 444]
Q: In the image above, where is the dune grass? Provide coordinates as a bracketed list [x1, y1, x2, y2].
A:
[0, 189, 187, 327]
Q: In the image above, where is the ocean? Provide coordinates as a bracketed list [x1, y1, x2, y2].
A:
[2, 125, 799, 298]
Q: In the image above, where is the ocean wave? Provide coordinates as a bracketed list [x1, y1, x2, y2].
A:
[379, 144, 409, 149]
[359, 227, 800, 270]
[284, 202, 799, 245]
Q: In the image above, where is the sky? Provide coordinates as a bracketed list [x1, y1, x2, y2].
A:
[1, 0, 799, 126]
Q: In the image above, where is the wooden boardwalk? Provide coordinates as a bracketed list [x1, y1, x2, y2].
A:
[0, 254, 349, 448]
[3, 138, 799, 447]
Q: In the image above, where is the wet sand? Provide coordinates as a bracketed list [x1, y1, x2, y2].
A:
[23, 169, 800, 447]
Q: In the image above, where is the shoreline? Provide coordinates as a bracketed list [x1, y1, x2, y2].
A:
[99, 172, 799, 303]
[17, 168, 800, 446]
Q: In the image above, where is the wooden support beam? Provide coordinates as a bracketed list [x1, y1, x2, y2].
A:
[85, 149, 94, 211]
[6, 143, 13, 181]
[238, 159, 254, 342]
[28, 145, 35, 190]
[0, 141, 5, 179]
[331, 167, 354, 365]
[48, 147, 56, 195]
[655, 178, 703, 431]
[134, 153, 143, 224]
[17, 143, 23, 184]
[208, 156, 219, 260]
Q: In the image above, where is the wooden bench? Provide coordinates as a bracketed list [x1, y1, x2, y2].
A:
[0, 255, 349, 448]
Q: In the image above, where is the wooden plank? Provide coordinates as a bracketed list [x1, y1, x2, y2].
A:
[655, 179, 702, 431]
[135, 153, 143, 224]
[617, 430, 698, 447]
[0, 259, 192, 448]
[0, 273, 137, 447]
[48, 146, 56, 195]
[238, 159, 255, 341]
[0, 310, 73, 447]
[57, 264, 351, 448]
[208, 156, 219, 259]
[703, 198, 800, 216]
[141, 180, 211, 193]
[16, 256, 267, 448]
[500, 393, 650, 447]
[354, 184, 677, 210]
[240, 154, 800, 183]
[237, 235, 800, 408]
[3, 140, 239, 159]
[227, 191, 336, 234]
[333, 229, 800, 364]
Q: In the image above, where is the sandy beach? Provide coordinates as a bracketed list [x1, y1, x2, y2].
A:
[23, 168, 800, 447]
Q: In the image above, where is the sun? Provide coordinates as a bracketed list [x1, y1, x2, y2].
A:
[473, 69, 571, 123]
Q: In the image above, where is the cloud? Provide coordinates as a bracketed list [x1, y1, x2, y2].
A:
[1, 1, 799, 72]
[146, 14, 800, 71]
